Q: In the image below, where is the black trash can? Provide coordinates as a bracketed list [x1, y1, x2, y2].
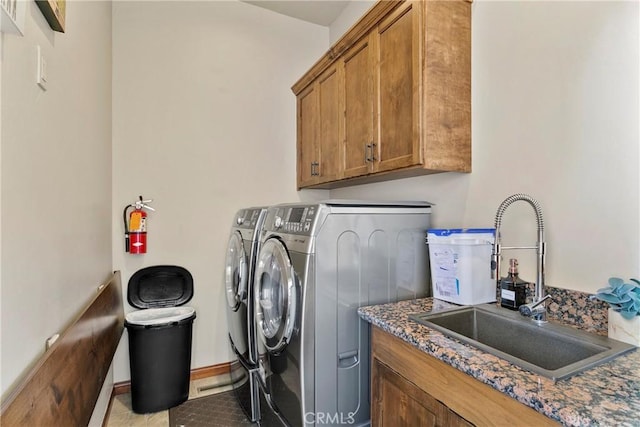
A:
[125, 265, 196, 414]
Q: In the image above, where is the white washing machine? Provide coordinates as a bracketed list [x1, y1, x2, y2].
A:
[224, 207, 267, 422]
[254, 201, 432, 427]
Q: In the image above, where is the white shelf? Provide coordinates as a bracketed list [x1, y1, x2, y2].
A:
[1, 0, 25, 35]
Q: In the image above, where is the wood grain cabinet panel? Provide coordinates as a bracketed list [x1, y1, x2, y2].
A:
[292, 0, 471, 189]
[317, 66, 342, 184]
[297, 84, 318, 188]
[371, 327, 558, 427]
[296, 65, 342, 187]
[376, 2, 421, 173]
[343, 35, 374, 179]
[374, 358, 473, 427]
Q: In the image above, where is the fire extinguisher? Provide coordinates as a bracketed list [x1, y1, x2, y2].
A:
[123, 196, 155, 254]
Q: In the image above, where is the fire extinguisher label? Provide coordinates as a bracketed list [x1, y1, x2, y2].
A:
[130, 212, 141, 231]
[130, 212, 146, 232]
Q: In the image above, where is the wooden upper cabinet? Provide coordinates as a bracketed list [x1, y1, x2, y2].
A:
[293, 0, 471, 190]
[343, 35, 375, 179]
[375, 2, 421, 173]
[296, 65, 343, 187]
[317, 66, 342, 184]
[297, 84, 319, 188]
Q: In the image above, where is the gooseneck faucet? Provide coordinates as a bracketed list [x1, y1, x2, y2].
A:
[491, 194, 548, 323]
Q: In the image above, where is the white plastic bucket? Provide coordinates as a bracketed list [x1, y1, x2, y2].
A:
[427, 228, 496, 305]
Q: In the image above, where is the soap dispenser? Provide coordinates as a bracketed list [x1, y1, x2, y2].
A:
[500, 258, 528, 310]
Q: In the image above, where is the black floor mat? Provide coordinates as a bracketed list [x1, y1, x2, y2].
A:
[168, 390, 257, 427]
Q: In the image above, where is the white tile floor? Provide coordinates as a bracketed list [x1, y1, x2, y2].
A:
[106, 374, 234, 427]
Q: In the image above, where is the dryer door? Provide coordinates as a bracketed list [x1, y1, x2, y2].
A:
[225, 231, 248, 311]
[255, 238, 298, 354]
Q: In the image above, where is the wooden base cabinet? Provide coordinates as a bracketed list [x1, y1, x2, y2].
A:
[374, 359, 473, 426]
[371, 327, 558, 427]
[293, 0, 471, 190]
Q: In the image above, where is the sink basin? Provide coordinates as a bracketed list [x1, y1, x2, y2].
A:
[409, 304, 636, 381]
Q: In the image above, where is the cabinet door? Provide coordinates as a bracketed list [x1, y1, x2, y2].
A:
[316, 65, 342, 184]
[343, 34, 375, 179]
[372, 358, 473, 427]
[375, 1, 422, 172]
[297, 84, 319, 188]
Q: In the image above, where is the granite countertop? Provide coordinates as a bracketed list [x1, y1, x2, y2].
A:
[358, 297, 640, 427]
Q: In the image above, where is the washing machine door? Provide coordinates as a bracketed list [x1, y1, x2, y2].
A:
[225, 231, 248, 311]
[255, 238, 298, 354]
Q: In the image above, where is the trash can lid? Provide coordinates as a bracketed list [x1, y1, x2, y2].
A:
[128, 265, 194, 309]
[125, 306, 195, 326]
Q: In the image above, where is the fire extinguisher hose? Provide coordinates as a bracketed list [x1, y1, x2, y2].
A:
[123, 204, 133, 252]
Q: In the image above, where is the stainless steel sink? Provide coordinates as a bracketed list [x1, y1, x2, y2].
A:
[409, 304, 636, 381]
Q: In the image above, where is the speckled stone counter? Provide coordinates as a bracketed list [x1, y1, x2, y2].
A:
[358, 298, 640, 427]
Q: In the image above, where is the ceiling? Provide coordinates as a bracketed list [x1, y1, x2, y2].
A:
[242, 1, 351, 26]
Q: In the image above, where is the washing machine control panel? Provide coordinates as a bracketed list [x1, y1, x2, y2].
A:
[280, 205, 316, 235]
[235, 208, 266, 230]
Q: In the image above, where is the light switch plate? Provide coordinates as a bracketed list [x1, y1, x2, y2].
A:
[36, 45, 47, 91]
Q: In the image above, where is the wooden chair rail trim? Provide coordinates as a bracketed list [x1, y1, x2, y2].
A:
[1, 271, 125, 426]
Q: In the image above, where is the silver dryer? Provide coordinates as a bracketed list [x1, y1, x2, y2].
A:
[224, 207, 267, 422]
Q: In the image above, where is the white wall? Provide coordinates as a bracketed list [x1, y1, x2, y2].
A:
[330, 0, 640, 291]
[329, 0, 375, 44]
[111, 1, 329, 383]
[0, 1, 112, 396]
